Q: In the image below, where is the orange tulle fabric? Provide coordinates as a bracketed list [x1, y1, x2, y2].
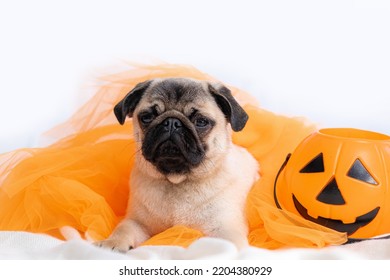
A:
[0, 64, 347, 248]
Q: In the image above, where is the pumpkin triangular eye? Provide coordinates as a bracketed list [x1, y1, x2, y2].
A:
[300, 153, 325, 173]
[316, 177, 346, 205]
[347, 159, 378, 185]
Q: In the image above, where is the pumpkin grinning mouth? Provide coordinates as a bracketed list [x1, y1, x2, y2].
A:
[292, 195, 380, 235]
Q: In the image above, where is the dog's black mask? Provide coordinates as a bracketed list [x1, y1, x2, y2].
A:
[141, 116, 205, 174]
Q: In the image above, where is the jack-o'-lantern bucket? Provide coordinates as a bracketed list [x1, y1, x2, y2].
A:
[274, 128, 390, 239]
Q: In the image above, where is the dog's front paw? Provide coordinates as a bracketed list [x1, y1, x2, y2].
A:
[94, 239, 134, 253]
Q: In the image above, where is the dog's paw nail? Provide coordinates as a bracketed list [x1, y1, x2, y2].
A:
[94, 239, 134, 253]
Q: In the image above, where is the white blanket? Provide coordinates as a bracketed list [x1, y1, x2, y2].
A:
[1, 231, 389, 260]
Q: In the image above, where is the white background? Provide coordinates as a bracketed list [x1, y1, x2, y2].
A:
[0, 0, 389, 153]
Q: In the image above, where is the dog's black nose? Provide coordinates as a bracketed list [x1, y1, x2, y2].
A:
[163, 117, 183, 132]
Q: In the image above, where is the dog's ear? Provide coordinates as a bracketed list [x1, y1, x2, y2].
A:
[114, 80, 153, 125]
[208, 83, 249, 132]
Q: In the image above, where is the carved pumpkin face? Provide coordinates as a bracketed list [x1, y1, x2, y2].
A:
[274, 128, 390, 238]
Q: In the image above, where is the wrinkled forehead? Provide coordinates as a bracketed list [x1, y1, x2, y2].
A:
[140, 78, 215, 112]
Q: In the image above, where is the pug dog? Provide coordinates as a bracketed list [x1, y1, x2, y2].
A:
[95, 78, 259, 252]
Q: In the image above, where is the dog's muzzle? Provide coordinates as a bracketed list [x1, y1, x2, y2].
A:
[142, 117, 205, 174]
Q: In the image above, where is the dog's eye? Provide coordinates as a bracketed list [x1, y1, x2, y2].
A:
[194, 117, 210, 128]
[139, 113, 154, 124]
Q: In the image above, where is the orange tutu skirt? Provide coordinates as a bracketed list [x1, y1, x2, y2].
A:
[0, 64, 347, 249]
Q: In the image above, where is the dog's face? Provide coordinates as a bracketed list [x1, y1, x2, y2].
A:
[114, 78, 248, 183]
